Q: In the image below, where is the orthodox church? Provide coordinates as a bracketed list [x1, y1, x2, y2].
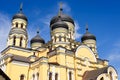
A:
[0, 4, 118, 80]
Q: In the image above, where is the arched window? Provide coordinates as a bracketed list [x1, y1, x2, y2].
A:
[49, 72, 52, 80]
[69, 71, 72, 80]
[54, 36, 57, 42]
[16, 22, 18, 27]
[55, 73, 58, 80]
[100, 77, 104, 80]
[64, 36, 66, 42]
[20, 37, 23, 47]
[21, 23, 24, 28]
[33, 74, 35, 80]
[13, 36, 16, 46]
[20, 74, 24, 80]
[37, 73, 39, 80]
[109, 72, 113, 80]
[59, 36, 62, 41]
[90, 47, 92, 50]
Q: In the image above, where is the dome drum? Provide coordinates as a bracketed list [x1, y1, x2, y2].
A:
[31, 42, 44, 49]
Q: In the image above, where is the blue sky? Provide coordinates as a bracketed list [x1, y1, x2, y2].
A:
[0, 0, 120, 79]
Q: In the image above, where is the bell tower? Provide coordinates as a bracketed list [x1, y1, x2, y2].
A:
[7, 4, 28, 48]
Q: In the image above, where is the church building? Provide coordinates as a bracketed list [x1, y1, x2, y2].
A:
[0, 4, 118, 80]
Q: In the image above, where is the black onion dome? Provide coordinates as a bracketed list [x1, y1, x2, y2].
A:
[12, 12, 28, 21]
[30, 32, 45, 44]
[81, 27, 96, 42]
[50, 14, 74, 26]
[51, 16, 68, 30]
[12, 4, 28, 21]
[81, 32, 96, 42]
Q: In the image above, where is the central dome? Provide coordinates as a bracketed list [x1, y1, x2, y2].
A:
[50, 14, 74, 26]
[51, 16, 68, 30]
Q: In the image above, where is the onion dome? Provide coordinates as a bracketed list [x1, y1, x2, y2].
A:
[30, 31, 45, 44]
[51, 16, 68, 30]
[81, 25, 96, 42]
[50, 14, 74, 26]
[12, 13, 27, 21]
[12, 3, 28, 21]
[50, 4, 74, 26]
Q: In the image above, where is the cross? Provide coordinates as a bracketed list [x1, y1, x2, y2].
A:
[86, 23, 88, 32]
[20, 3, 23, 12]
[58, 2, 63, 16]
[37, 27, 40, 35]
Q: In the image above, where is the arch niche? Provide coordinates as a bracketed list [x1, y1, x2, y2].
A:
[75, 45, 97, 62]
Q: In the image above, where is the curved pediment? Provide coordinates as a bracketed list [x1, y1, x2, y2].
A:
[96, 66, 118, 80]
[75, 45, 96, 62]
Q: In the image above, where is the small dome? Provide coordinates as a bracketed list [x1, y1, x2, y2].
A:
[81, 27, 96, 42]
[12, 12, 28, 21]
[50, 14, 74, 26]
[30, 31, 45, 44]
[81, 32, 96, 42]
[51, 16, 68, 30]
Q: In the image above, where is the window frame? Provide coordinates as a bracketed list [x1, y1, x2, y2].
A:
[20, 74, 25, 80]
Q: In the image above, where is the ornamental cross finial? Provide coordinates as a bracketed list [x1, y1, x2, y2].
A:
[37, 27, 40, 35]
[20, 3, 23, 13]
[86, 23, 88, 32]
[60, 2, 63, 11]
[58, 2, 63, 16]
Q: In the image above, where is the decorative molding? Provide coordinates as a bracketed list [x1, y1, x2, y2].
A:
[77, 74, 83, 77]
[12, 60, 29, 66]
[1, 46, 33, 55]
[75, 45, 97, 62]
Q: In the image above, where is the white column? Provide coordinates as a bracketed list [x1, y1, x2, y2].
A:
[52, 66, 55, 80]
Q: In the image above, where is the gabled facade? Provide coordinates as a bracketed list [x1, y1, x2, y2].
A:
[0, 4, 118, 80]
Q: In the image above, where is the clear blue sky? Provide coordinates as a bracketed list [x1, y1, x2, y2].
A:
[0, 0, 120, 78]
